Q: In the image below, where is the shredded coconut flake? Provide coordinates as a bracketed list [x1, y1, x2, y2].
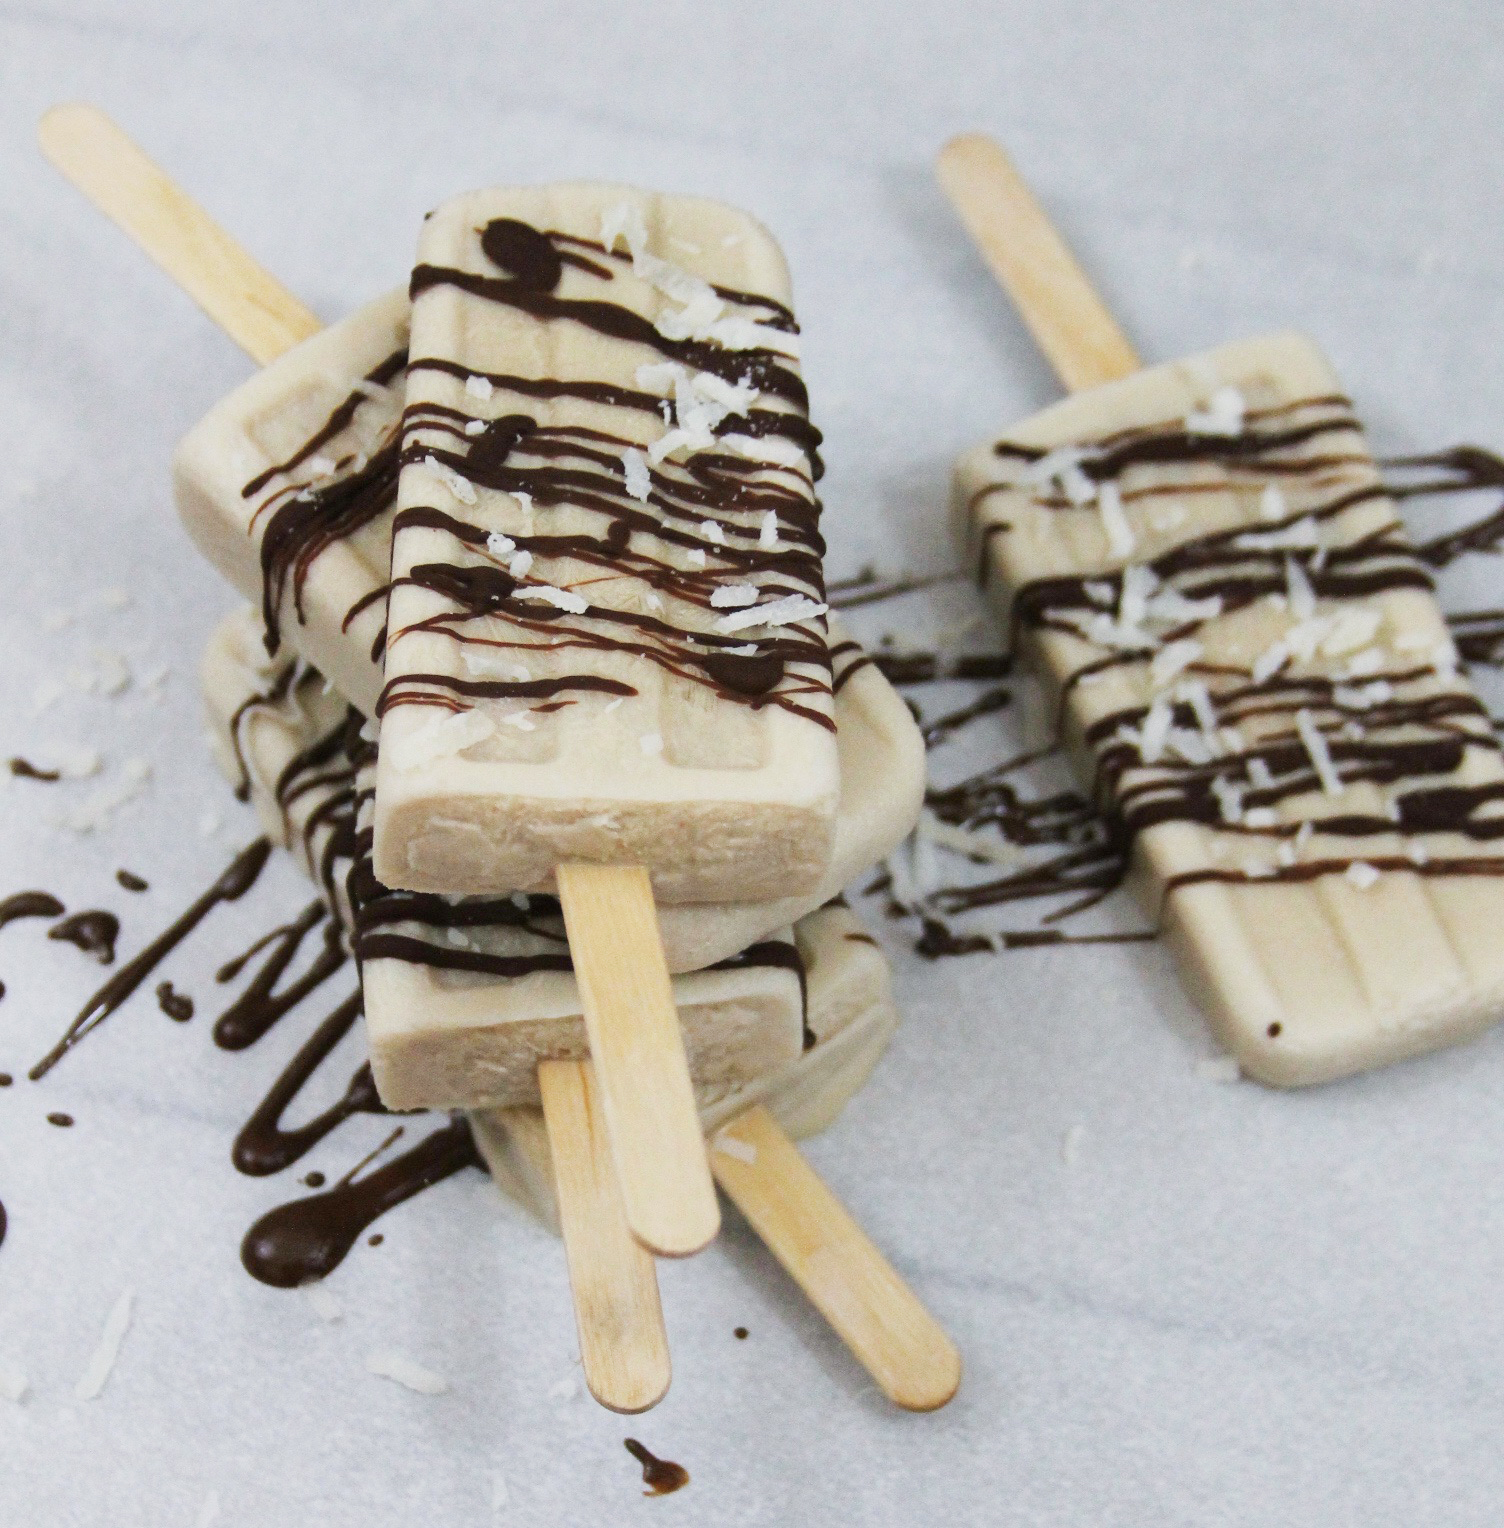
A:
[508, 549, 534, 578]
[714, 593, 828, 633]
[465, 374, 494, 400]
[520, 585, 588, 615]
[465, 419, 486, 436]
[1296, 709, 1343, 796]
[758, 510, 780, 549]
[366, 1350, 449, 1395]
[709, 584, 759, 609]
[1345, 860, 1380, 890]
[424, 454, 477, 506]
[1259, 484, 1288, 521]
[486, 531, 516, 558]
[1185, 385, 1246, 437]
[1151, 638, 1203, 688]
[75, 1288, 134, 1401]
[621, 448, 652, 503]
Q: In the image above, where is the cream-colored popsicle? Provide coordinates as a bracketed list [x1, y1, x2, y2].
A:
[201, 608, 807, 1111]
[944, 141, 1504, 1085]
[470, 899, 898, 1234]
[376, 185, 839, 903]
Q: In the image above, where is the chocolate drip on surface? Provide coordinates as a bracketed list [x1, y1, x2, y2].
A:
[214, 902, 346, 1052]
[8, 757, 59, 781]
[48, 910, 119, 965]
[233, 991, 385, 1176]
[30, 839, 271, 1080]
[623, 1440, 689, 1497]
[239, 1118, 481, 1288]
[0, 891, 65, 929]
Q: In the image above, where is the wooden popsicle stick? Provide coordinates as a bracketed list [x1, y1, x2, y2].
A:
[710, 1106, 961, 1412]
[936, 133, 1140, 394]
[539, 1058, 672, 1413]
[38, 102, 322, 366]
[556, 864, 720, 1258]
[37, 102, 680, 1401]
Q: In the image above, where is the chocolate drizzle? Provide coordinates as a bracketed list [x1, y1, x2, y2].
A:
[0, 891, 65, 929]
[30, 839, 271, 1080]
[239, 1118, 480, 1288]
[385, 213, 833, 734]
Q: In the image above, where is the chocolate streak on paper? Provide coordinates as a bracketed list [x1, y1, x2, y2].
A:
[29, 839, 271, 1080]
[0, 891, 65, 929]
[8, 758, 60, 781]
[240, 1118, 481, 1288]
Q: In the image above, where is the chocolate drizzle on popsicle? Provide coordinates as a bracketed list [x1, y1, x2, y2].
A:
[381, 212, 833, 734]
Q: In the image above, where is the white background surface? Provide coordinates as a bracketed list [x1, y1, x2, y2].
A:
[3, 2, 1504, 1522]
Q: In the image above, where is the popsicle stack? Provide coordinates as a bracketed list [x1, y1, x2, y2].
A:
[41, 104, 959, 1414]
[938, 134, 1504, 1085]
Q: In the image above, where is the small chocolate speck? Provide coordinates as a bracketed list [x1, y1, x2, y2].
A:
[47, 1112, 74, 1128]
[155, 981, 194, 1022]
[9, 757, 60, 782]
[1267, 1022, 1282, 1038]
[734, 1326, 749, 1340]
[115, 869, 149, 892]
[0, 1073, 12, 1087]
[0, 981, 6, 1002]
[304, 1171, 326, 1189]
[368, 1233, 384, 1246]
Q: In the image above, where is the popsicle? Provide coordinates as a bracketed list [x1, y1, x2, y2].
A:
[202, 607, 806, 1113]
[939, 134, 1504, 1085]
[203, 607, 957, 1410]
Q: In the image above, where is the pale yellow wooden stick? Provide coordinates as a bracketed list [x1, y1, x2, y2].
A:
[557, 864, 720, 1258]
[711, 1106, 962, 1412]
[539, 1058, 672, 1412]
[37, 101, 688, 1393]
[39, 103, 321, 366]
[936, 133, 1140, 395]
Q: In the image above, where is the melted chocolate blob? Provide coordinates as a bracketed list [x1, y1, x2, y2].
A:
[303, 1171, 326, 1189]
[480, 218, 563, 290]
[47, 1112, 74, 1128]
[155, 982, 194, 1022]
[115, 869, 149, 892]
[623, 1440, 689, 1497]
[48, 910, 120, 965]
[239, 1118, 480, 1288]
